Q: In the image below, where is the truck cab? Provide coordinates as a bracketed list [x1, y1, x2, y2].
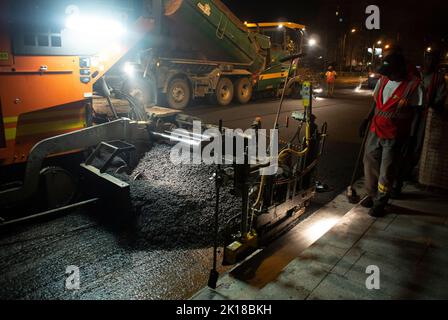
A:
[246, 22, 305, 96]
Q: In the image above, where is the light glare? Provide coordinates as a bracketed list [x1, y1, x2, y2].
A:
[65, 14, 126, 37]
[308, 38, 317, 46]
[124, 62, 135, 75]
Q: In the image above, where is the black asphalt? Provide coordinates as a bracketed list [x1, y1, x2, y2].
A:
[0, 84, 372, 299]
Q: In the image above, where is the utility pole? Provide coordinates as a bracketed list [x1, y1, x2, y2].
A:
[341, 33, 347, 71]
[349, 28, 357, 72]
[349, 44, 354, 72]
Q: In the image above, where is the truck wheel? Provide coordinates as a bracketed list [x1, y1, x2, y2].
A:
[215, 77, 234, 106]
[167, 78, 190, 110]
[289, 82, 302, 99]
[234, 77, 253, 104]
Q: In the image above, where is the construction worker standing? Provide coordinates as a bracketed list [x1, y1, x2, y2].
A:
[392, 50, 447, 195]
[325, 66, 337, 97]
[418, 49, 447, 139]
[359, 52, 423, 217]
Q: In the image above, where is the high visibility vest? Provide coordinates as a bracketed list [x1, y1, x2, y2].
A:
[371, 76, 420, 139]
[326, 71, 336, 83]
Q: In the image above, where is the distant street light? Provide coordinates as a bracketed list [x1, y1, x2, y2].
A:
[426, 47, 432, 53]
[377, 40, 382, 45]
[308, 38, 317, 46]
[349, 29, 357, 71]
[385, 44, 390, 50]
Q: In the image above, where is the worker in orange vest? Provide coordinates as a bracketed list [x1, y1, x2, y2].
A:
[359, 52, 423, 217]
[325, 66, 337, 97]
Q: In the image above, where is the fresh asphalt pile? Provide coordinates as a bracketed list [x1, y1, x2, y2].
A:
[120, 143, 242, 250]
[0, 143, 240, 300]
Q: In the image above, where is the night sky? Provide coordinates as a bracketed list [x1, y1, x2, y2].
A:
[222, 0, 448, 64]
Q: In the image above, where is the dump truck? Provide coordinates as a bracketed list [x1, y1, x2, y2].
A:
[115, 0, 306, 109]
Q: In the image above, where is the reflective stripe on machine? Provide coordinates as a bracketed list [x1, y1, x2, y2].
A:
[3, 116, 18, 124]
[259, 72, 288, 81]
[4, 127, 17, 140]
[16, 119, 85, 137]
[3, 117, 18, 141]
[3, 109, 85, 141]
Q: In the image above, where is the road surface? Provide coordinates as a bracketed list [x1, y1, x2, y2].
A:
[0, 83, 373, 299]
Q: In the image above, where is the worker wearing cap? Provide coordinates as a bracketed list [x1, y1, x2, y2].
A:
[359, 52, 423, 217]
[325, 66, 337, 97]
[393, 50, 447, 195]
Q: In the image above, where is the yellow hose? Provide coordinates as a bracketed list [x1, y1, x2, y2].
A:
[278, 118, 311, 161]
[252, 175, 266, 210]
[252, 106, 311, 214]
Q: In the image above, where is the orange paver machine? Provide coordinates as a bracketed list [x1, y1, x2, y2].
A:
[0, 0, 200, 225]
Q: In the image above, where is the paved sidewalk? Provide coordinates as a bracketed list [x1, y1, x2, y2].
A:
[192, 184, 448, 300]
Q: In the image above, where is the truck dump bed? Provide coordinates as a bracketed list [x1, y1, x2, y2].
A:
[162, 0, 269, 74]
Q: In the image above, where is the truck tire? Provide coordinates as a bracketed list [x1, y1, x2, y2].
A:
[234, 77, 253, 104]
[215, 77, 234, 106]
[167, 78, 191, 110]
[289, 82, 302, 99]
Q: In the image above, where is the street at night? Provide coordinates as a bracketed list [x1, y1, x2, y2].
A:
[0, 81, 372, 299]
[1, 0, 448, 310]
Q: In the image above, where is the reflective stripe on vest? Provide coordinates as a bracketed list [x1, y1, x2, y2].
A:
[370, 76, 421, 139]
[375, 77, 419, 118]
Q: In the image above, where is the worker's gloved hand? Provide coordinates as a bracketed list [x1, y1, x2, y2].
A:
[359, 119, 370, 138]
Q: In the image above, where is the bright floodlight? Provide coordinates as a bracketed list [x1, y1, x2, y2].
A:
[65, 14, 126, 38]
[308, 38, 317, 46]
[123, 62, 135, 76]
